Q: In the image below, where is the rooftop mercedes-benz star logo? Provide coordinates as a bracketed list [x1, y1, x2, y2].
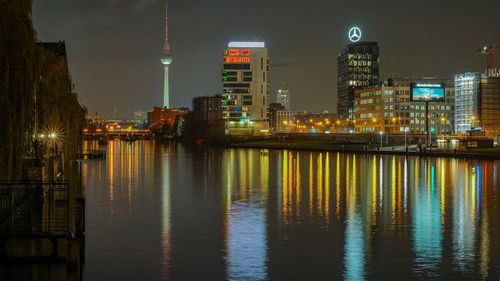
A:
[348, 27, 362, 42]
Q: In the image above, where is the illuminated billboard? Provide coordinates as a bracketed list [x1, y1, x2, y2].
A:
[410, 83, 445, 102]
[223, 57, 250, 63]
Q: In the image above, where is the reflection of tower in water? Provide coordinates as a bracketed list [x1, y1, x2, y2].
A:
[160, 144, 172, 280]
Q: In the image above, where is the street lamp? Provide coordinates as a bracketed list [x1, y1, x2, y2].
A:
[404, 127, 408, 150]
[379, 130, 383, 147]
[440, 116, 446, 135]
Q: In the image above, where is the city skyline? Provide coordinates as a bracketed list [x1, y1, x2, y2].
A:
[33, 0, 500, 118]
[4, 2, 500, 279]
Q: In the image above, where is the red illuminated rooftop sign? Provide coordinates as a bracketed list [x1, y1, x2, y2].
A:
[226, 49, 250, 56]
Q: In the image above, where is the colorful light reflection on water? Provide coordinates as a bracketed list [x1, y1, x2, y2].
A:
[82, 141, 500, 280]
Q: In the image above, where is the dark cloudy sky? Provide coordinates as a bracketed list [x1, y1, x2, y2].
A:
[33, 0, 500, 118]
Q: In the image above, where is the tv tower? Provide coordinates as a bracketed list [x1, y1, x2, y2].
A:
[161, 2, 172, 108]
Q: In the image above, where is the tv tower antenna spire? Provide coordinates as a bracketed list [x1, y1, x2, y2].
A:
[163, 2, 170, 53]
[161, 1, 172, 108]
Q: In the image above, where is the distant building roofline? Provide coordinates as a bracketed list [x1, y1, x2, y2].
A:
[346, 41, 378, 46]
[228, 42, 265, 48]
[38, 41, 67, 57]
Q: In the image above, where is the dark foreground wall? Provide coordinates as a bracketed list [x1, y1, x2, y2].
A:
[0, 0, 85, 180]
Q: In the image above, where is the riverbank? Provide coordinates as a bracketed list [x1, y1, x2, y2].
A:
[224, 139, 500, 159]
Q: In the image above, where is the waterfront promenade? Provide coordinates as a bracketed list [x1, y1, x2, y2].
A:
[226, 138, 500, 159]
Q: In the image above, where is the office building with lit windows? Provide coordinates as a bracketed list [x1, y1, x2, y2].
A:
[354, 78, 454, 135]
[274, 110, 294, 133]
[222, 42, 269, 135]
[192, 94, 223, 127]
[455, 70, 500, 136]
[337, 42, 379, 120]
[269, 102, 284, 132]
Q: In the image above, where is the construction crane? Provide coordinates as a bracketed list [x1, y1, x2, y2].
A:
[270, 62, 311, 68]
[478, 43, 500, 70]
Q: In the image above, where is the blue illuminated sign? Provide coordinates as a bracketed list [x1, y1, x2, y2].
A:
[410, 83, 445, 102]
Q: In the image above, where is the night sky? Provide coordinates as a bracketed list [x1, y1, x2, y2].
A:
[33, 0, 500, 118]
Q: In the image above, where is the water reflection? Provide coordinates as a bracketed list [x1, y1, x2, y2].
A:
[412, 160, 442, 277]
[223, 150, 268, 281]
[157, 144, 172, 281]
[344, 155, 366, 281]
[83, 140, 158, 281]
[82, 141, 500, 280]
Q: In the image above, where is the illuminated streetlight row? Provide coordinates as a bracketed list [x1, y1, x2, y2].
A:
[280, 114, 453, 134]
[38, 133, 57, 139]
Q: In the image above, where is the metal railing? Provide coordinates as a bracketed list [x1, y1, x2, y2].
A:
[75, 197, 85, 235]
[0, 182, 69, 237]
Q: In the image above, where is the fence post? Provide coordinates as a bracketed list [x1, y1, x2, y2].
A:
[48, 183, 51, 234]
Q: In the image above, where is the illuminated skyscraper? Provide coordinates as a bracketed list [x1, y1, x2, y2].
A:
[222, 42, 269, 135]
[337, 35, 379, 120]
[161, 2, 172, 108]
[277, 82, 290, 110]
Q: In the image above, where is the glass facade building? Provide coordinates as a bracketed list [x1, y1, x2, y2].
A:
[337, 42, 379, 120]
[455, 70, 500, 136]
[277, 89, 290, 111]
[454, 73, 480, 135]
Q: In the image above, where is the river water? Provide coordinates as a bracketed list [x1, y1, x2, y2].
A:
[81, 140, 500, 280]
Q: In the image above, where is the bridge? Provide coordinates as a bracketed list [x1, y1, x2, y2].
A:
[83, 129, 154, 141]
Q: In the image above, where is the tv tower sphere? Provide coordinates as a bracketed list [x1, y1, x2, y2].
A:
[161, 54, 172, 65]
